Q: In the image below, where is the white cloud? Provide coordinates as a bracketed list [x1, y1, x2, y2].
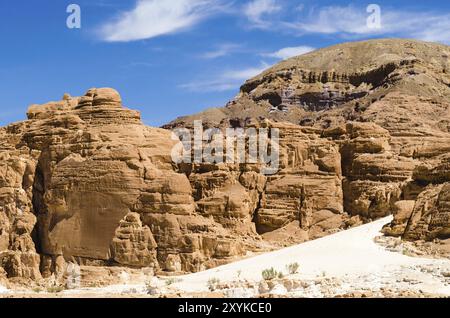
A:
[283, 5, 450, 44]
[244, 0, 281, 28]
[98, 2, 450, 44]
[408, 17, 450, 43]
[285, 6, 375, 35]
[222, 63, 269, 80]
[180, 62, 270, 92]
[99, 0, 225, 42]
[200, 43, 242, 59]
[263, 46, 315, 59]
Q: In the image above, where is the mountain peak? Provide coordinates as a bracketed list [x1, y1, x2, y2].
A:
[166, 39, 450, 130]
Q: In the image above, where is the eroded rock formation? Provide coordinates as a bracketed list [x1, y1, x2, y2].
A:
[1, 39, 449, 282]
[166, 38, 450, 246]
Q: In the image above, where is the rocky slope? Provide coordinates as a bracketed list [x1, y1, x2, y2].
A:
[0, 39, 449, 286]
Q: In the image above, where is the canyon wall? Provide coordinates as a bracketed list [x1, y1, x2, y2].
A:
[1, 39, 449, 282]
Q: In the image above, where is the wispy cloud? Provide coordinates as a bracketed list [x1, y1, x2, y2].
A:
[243, 0, 281, 29]
[180, 62, 270, 92]
[99, 0, 226, 42]
[98, 2, 450, 44]
[282, 5, 450, 43]
[263, 46, 315, 60]
[200, 43, 242, 59]
[284, 5, 376, 35]
[407, 16, 450, 43]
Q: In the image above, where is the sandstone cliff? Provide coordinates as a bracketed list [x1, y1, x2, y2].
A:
[166, 39, 450, 246]
[0, 39, 449, 284]
[0, 87, 354, 281]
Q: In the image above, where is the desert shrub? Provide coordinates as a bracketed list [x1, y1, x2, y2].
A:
[46, 285, 65, 293]
[286, 262, 300, 275]
[262, 268, 281, 281]
[165, 278, 182, 286]
[32, 287, 43, 293]
[207, 277, 221, 291]
[124, 288, 138, 294]
[87, 282, 102, 288]
[145, 278, 159, 295]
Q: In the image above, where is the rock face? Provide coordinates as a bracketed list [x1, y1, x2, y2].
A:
[166, 38, 450, 243]
[0, 123, 41, 280]
[0, 88, 353, 279]
[110, 213, 158, 268]
[383, 181, 450, 241]
[255, 122, 345, 240]
[19, 88, 265, 275]
[0, 39, 449, 281]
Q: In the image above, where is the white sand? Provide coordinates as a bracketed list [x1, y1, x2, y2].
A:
[0, 285, 8, 294]
[9, 216, 448, 297]
[173, 216, 450, 295]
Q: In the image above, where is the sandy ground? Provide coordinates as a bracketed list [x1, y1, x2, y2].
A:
[170, 216, 450, 296]
[1, 216, 449, 297]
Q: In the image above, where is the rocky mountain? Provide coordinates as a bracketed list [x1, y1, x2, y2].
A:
[166, 38, 450, 244]
[166, 39, 450, 130]
[0, 39, 449, 285]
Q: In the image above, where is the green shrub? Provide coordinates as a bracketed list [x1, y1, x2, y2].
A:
[286, 262, 300, 275]
[46, 285, 65, 293]
[32, 287, 43, 293]
[262, 268, 280, 281]
[165, 278, 182, 286]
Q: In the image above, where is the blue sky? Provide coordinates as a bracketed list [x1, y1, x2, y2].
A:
[1, 0, 449, 127]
